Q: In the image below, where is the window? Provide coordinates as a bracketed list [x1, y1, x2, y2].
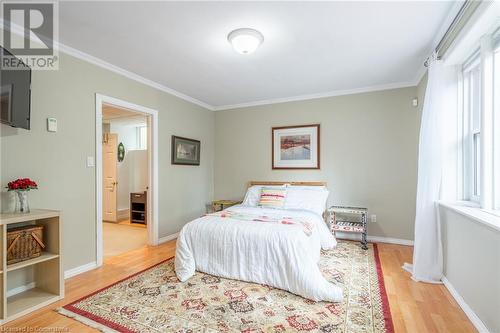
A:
[461, 33, 499, 212]
[136, 126, 147, 150]
[462, 59, 481, 201]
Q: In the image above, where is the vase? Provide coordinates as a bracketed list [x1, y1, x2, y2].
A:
[15, 190, 30, 213]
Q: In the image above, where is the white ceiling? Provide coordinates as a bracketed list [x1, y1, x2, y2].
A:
[59, 1, 454, 110]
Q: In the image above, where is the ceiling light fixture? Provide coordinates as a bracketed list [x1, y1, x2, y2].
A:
[227, 28, 264, 54]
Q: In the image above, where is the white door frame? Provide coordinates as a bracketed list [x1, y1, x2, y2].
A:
[95, 93, 159, 267]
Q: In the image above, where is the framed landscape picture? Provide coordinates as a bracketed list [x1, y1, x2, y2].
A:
[171, 135, 200, 165]
[272, 124, 320, 169]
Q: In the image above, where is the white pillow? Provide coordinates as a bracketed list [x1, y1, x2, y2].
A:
[284, 186, 329, 215]
[242, 185, 287, 206]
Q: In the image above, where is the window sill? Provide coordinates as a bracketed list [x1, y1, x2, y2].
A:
[439, 201, 500, 232]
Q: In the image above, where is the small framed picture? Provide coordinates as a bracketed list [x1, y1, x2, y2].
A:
[171, 135, 200, 165]
[272, 124, 320, 169]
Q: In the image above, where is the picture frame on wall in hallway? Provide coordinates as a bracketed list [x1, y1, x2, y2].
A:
[172, 135, 201, 165]
[272, 124, 320, 169]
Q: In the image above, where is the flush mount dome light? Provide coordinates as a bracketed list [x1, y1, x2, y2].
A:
[227, 28, 264, 54]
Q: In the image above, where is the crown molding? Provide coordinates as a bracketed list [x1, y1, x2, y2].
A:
[2, 19, 429, 113]
[0, 19, 214, 111]
[57, 42, 214, 110]
[213, 80, 417, 111]
[413, 64, 428, 87]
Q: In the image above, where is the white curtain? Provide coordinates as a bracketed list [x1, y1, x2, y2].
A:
[403, 56, 458, 283]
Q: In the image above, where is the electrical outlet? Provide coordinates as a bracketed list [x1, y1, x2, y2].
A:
[371, 214, 377, 223]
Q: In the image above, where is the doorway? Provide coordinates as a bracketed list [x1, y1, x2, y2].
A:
[95, 94, 159, 266]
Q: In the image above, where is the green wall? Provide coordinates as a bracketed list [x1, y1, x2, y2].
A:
[1, 52, 215, 271]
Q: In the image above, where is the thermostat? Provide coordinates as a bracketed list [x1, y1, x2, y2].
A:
[47, 118, 57, 132]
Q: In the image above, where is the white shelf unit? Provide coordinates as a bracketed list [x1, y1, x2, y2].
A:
[0, 209, 63, 324]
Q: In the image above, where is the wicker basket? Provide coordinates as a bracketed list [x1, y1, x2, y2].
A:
[7, 225, 45, 265]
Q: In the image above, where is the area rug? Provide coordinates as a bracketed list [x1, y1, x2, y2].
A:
[57, 241, 394, 333]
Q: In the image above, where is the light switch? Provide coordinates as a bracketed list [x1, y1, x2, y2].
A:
[86, 156, 95, 168]
[47, 118, 57, 132]
[412, 98, 418, 107]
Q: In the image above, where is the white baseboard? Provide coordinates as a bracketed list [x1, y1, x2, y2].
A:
[337, 232, 414, 246]
[368, 235, 414, 246]
[117, 208, 129, 221]
[64, 261, 98, 279]
[158, 232, 179, 244]
[442, 277, 490, 333]
[6, 282, 36, 298]
[64, 231, 177, 279]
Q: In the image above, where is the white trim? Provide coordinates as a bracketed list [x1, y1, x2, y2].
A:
[367, 235, 414, 246]
[439, 201, 500, 232]
[0, 18, 428, 112]
[413, 65, 428, 87]
[96, 96, 103, 267]
[0, 19, 212, 111]
[480, 35, 495, 210]
[495, 40, 500, 211]
[6, 282, 36, 298]
[213, 81, 416, 111]
[444, 1, 500, 66]
[117, 208, 130, 221]
[64, 261, 98, 279]
[336, 233, 414, 246]
[158, 232, 180, 244]
[442, 276, 491, 333]
[58, 42, 427, 110]
[59, 43, 213, 110]
[96, 94, 160, 267]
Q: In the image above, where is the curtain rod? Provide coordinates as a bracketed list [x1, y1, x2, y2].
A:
[424, 0, 481, 67]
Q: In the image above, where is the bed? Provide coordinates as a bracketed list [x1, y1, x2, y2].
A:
[174, 181, 343, 302]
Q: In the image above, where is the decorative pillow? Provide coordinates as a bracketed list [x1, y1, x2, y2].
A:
[243, 185, 287, 206]
[284, 186, 329, 216]
[258, 187, 287, 208]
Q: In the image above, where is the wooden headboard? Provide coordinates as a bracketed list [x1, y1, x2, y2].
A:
[248, 181, 326, 187]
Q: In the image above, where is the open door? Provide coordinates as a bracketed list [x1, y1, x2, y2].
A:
[103, 133, 118, 222]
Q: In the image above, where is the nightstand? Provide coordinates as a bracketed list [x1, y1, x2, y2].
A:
[211, 200, 242, 212]
[328, 206, 368, 250]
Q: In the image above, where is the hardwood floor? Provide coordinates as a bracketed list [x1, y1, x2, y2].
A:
[1, 240, 476, 332]
[377, 243, 477, 333]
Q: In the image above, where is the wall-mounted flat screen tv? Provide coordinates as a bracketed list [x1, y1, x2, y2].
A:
[0, 46, 31, 130]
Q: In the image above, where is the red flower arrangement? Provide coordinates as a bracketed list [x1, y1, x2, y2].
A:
[6, 178, 38, 191]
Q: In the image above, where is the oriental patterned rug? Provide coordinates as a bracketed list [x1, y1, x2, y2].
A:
[57, 241, 394, 333]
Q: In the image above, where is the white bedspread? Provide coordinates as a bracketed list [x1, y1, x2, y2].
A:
[175, 205, 343, 302]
